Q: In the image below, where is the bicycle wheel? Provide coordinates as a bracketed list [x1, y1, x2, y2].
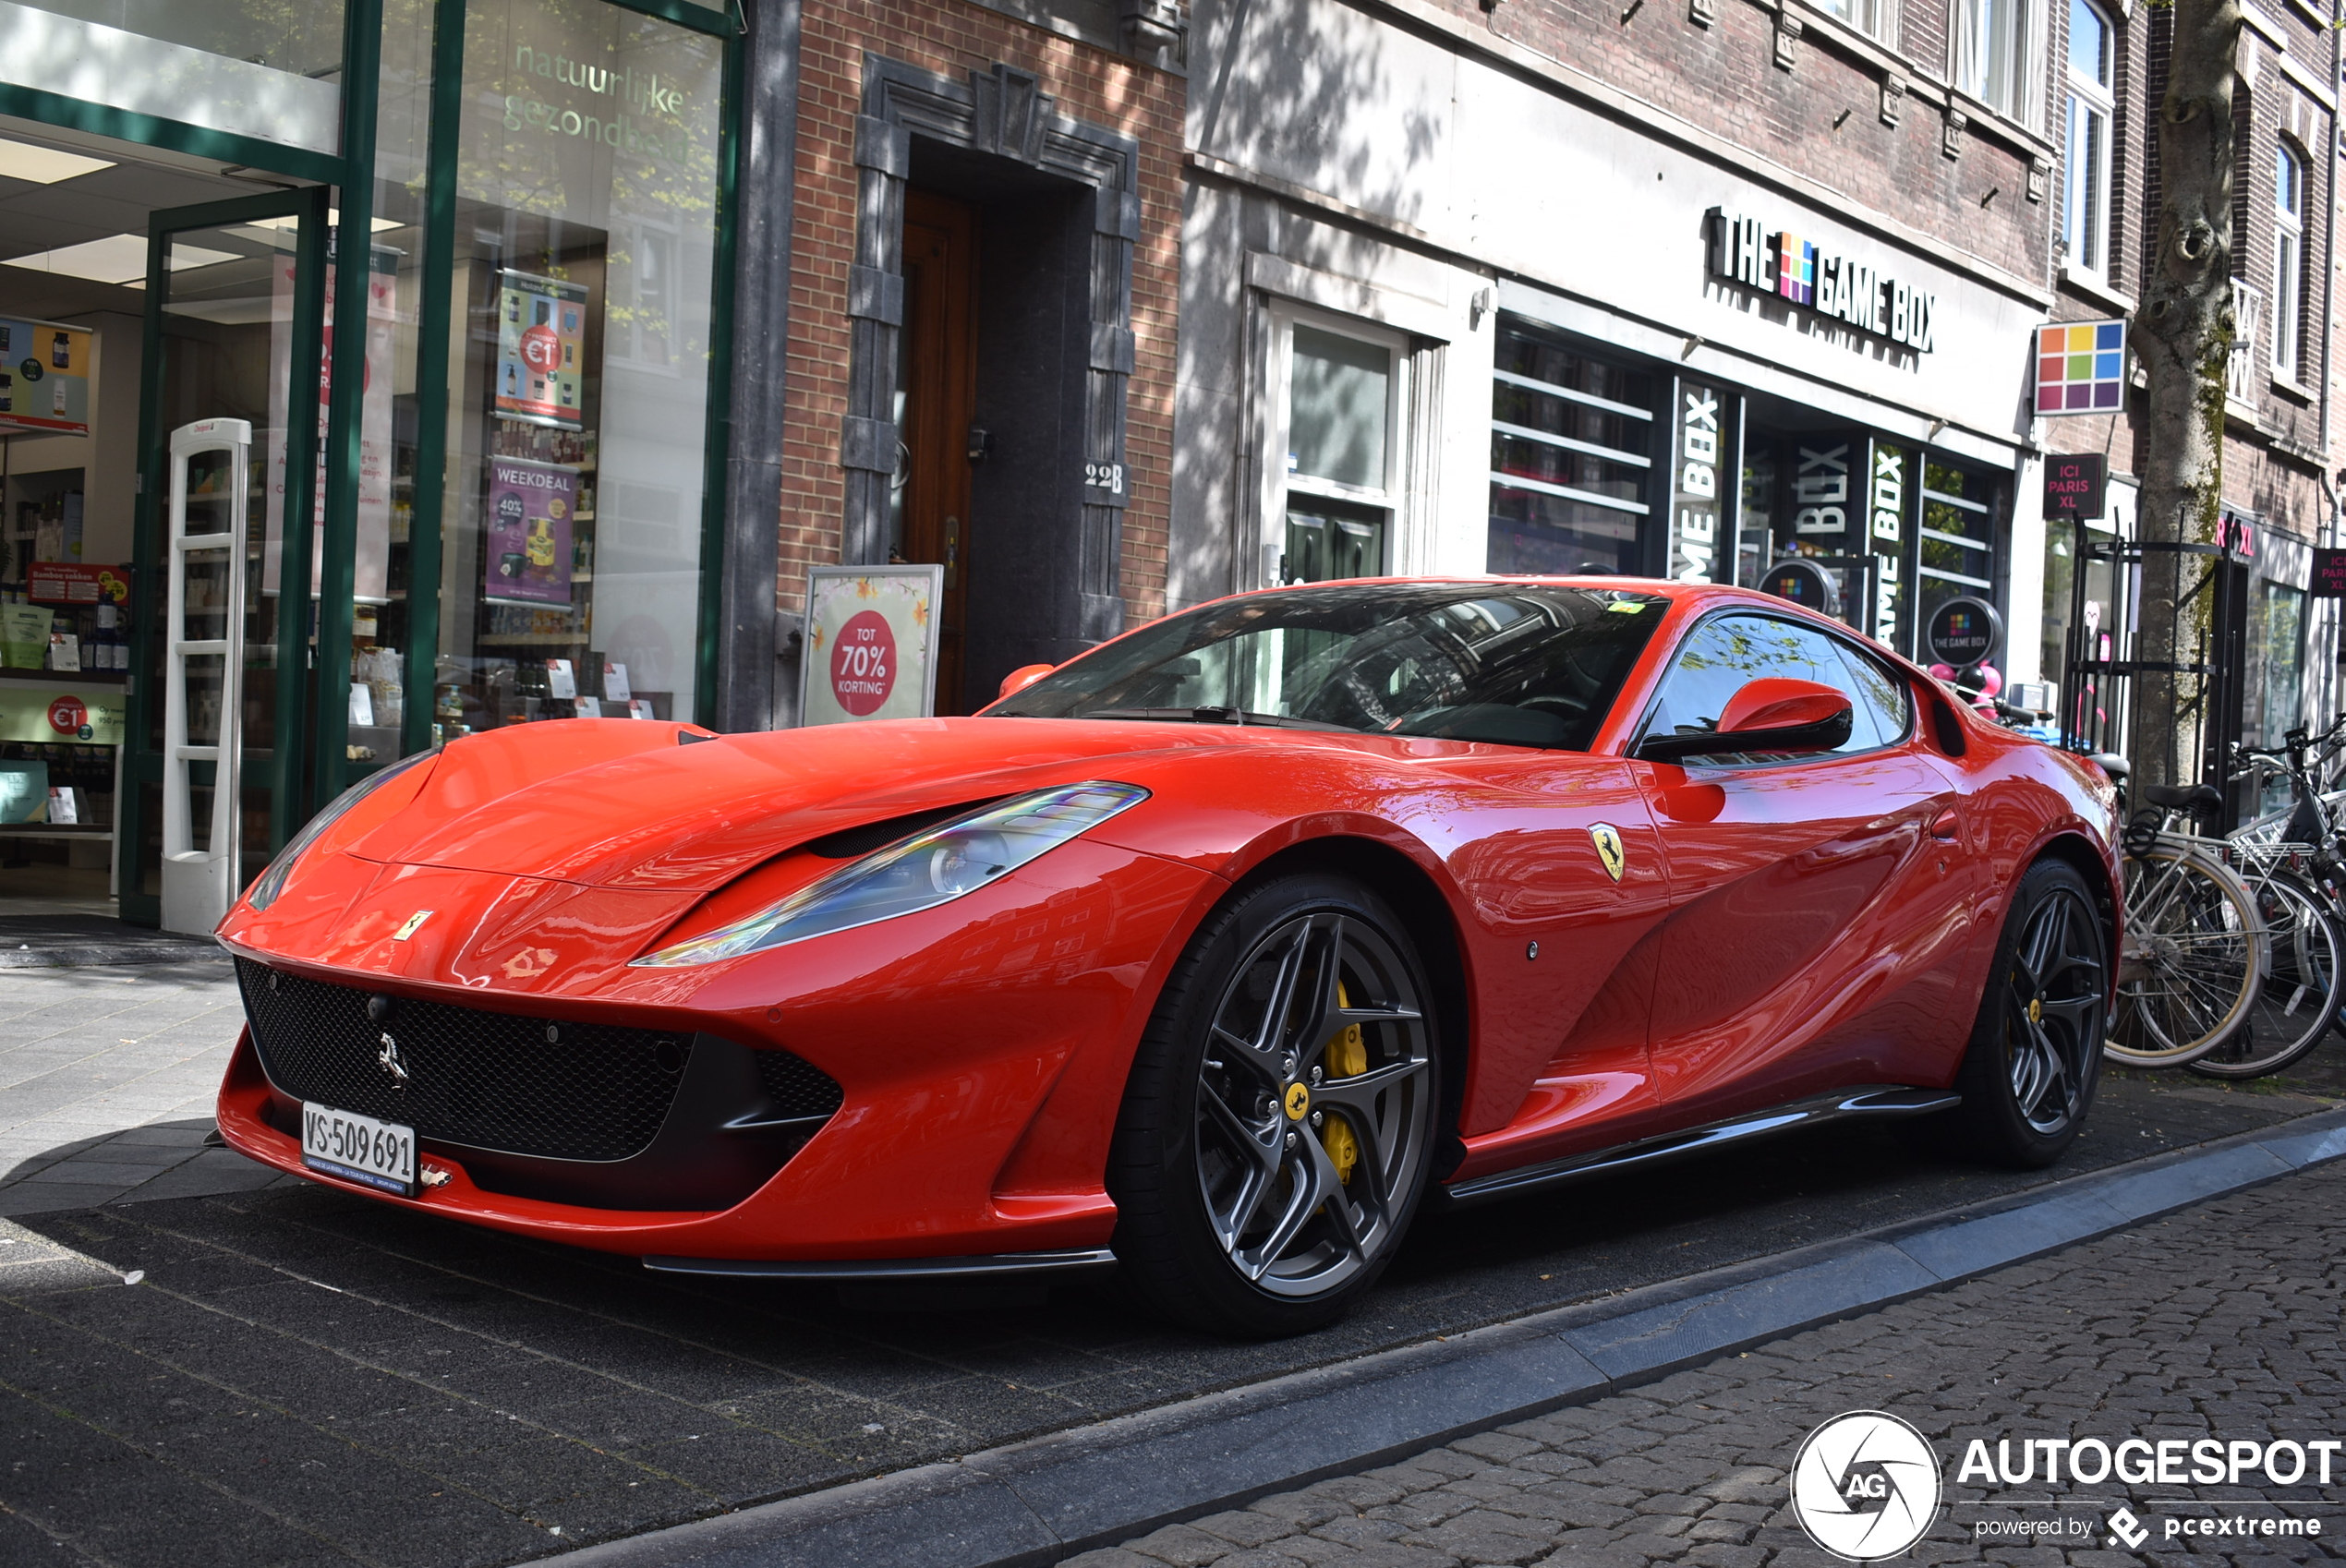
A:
[2187, 871, 2344, 1079]
[2107, 845, 2266, 1067]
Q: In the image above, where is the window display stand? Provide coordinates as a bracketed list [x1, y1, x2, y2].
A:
[160, 418, 250, 935]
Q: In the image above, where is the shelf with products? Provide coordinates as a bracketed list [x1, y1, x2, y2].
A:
[477, 632, 590, 646]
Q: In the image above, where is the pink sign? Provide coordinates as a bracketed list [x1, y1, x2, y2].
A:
[829, 610, 898, 716]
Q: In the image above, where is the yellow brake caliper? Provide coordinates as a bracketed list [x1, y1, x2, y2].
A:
[1322, 983, 1367, 1184]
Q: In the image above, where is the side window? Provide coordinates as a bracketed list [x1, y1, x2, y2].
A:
[1833, 642, 1915, 747]
[1643, 614, 1898, 760]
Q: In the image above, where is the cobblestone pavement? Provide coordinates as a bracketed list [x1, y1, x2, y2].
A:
[0, 947, 2340, 1566]
[1078, 1160, 2346, 1568]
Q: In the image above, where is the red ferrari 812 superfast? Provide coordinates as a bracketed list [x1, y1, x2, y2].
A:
[216, 578, 2118, 1336]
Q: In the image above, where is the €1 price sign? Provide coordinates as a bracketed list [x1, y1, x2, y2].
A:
[799, 564, 945, 726]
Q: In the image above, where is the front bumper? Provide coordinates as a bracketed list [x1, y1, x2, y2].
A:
[214, 838, 1223, 1261]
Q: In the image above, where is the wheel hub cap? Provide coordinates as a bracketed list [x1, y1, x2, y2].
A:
[1283, 1082, 1311, 1120]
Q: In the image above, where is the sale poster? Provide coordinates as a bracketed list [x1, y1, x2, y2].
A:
[263, 236, 397, 600]
[798, 565, 943, 726]
[0, 319, 92, 437]
[495, 271, 588, 428]
[484, 458, 576, 606]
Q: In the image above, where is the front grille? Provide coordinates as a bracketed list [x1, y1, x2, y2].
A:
[237, 957, 694, 1162]
[758, 1045, 846, 1121]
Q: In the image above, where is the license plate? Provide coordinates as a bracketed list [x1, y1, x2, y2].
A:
[301, 1102, 417, 1197]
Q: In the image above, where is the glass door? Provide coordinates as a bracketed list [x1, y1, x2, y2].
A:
[122, 189, 331, 928]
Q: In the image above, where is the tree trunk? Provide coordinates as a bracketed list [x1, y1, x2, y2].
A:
[2129, 0, 2240, 788]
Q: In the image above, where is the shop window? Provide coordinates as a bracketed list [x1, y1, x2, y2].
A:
[0, 0, 345, 153]
[2040, 508, 2122, 741]
[417, 0, 727, 737]
[1917, 460, 2001, 662]
[2253, 580, 2305, 748]
[2062, 0, 2114, 280]
[1953, 0, 2041, 126]
[2273, 142, 2304, 378]
[1487, 320, 1654, 576]
[1267, 312, 1407, 585]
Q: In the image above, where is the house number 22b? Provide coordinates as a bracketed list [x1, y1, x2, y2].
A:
[1084, 462, 1125, 495]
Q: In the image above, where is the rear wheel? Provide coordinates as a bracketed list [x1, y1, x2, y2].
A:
[1941, 860, 2107, 1168]
[2186, 872, 2344, 1080]
[1107, 873, 1438, 1338]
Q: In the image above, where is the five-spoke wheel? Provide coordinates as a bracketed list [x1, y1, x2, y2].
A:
[1941, 859, 2108, 1166]
[1110, 874, 1439, 1336]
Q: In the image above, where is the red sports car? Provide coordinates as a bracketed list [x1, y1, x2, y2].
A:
[215, 578, 2118, 1336]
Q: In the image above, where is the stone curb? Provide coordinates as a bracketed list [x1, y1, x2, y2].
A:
[553, 1104, 2346, 1568]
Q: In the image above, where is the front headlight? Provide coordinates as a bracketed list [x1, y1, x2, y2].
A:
[632, 781, 1150, 968]
[246, 748, 440, 911]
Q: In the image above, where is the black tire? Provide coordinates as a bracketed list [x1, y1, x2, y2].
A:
[1941, 859, 2108, 1168]
[1107, 872, 1440, 1338]
[2186, 871, 2345, 1080]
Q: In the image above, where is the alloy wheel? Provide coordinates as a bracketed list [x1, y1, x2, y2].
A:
[1191, 911, 1433, 1298]
[2002, 884, 2105, 1133]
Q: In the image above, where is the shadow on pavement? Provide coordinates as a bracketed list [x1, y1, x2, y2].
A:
[0, 1069, 2334, 1567]
[0, 916, 228, 970]
[0, 1116, 295, 1215]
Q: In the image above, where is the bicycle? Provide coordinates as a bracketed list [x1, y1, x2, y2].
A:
[2196, 722, 2346, 1079]
[2096, 756, 2268, 1068]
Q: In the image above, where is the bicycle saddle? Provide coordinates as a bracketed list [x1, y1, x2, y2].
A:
[2138, 781, 2223, 812]
[2088, 753, 2130, 782]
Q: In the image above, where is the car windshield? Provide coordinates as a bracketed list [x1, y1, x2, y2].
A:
[986, 583, 1669, 751]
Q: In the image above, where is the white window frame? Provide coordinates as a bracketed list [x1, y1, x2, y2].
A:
[2062, 0, 2115, 281]
[2272, 140, 2304, 378]
[1813, 0, 1900, 49]
[1953, 0, 2043, 127]
[1259, 301, 1413, 587]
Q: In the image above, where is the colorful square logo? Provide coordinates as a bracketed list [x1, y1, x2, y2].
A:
[2035, 319, 2125, 416]
[1775, 234, 1816, 307]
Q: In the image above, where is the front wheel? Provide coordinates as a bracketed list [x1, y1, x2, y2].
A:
[2107, 845, 2265, 1067]
[1107, 873, 1439, 1338]
[1941, 859, 2108, 1168]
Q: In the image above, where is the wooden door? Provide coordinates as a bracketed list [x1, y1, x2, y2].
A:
[897, 191, 979, 712]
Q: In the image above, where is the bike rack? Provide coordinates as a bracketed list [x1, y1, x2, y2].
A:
[2059, 515, 2252, 830]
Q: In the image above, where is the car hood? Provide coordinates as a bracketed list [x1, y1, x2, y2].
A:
[341, 718, 1372, 892]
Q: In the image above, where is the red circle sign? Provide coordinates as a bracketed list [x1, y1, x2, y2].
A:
[829, 610, 898, 716]
[522, 322, 561, 373]
[45, 695, 85, 736]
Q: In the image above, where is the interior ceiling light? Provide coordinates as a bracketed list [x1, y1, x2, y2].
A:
[0, 234, 239, 286]
[0, 138, 114, 185]
[243, 211, 404, 235]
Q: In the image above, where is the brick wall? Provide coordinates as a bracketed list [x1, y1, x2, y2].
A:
[1446, 0, 2050, 283]
[775, 0, 1184, 625]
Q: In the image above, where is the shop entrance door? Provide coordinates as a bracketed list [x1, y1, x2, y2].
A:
[121, 189, 331, 928]
[894, 190, 979, 712]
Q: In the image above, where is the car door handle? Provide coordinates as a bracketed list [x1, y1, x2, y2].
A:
[1929, 810, 1961, 840]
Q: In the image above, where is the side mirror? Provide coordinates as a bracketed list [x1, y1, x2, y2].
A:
[997, 663, 1056, 701]
[1638, 677, 1855, 762]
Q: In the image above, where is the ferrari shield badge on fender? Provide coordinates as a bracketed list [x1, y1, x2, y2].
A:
[393, 911, 432, 942]
[1589, 825, 1627, 883]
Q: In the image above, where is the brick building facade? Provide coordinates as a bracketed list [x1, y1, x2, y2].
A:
[1170, 0, 2342, 762]
[763, 0, 1185, 720]
[2035, 0, 2340, 771]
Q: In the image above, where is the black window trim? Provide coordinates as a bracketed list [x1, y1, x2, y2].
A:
[1625, 605, 1919, 770]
